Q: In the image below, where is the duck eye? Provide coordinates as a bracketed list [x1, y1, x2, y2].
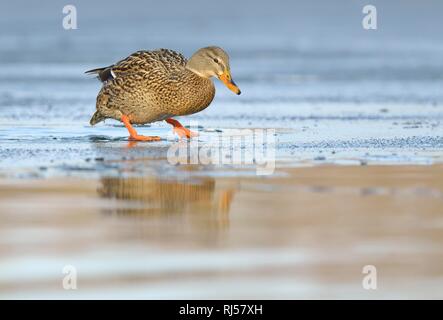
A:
[213, 58, 219, 63]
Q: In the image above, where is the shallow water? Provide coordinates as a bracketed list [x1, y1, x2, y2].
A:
[1, 1, 443, 176]
[1, 165, 443, 299]
[1, 0, 443, 299]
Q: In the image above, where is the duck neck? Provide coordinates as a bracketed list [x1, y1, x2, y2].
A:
[186, 57, 212, 78]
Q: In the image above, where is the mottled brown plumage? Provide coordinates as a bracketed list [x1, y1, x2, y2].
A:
[86, 46, 240, 140]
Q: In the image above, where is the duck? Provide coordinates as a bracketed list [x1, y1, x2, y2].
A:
[86, 46, 241, 141]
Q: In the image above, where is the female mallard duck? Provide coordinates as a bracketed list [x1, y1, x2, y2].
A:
[86, 46, 241, 141]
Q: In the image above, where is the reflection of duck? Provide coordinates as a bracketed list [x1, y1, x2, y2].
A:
[86, 47, 241, 141]
[98, 176, 237, 228]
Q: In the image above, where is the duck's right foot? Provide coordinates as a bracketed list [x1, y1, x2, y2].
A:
[165, 118, 198, 139]
[172, 126, 198, 139]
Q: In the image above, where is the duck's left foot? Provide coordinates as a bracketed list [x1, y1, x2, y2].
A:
[165, 118, 198, 139]
[121, 114, 161, 142]
[128, 135, 161, 142]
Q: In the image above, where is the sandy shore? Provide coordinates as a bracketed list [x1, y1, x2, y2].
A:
[1, 164, 443, 299]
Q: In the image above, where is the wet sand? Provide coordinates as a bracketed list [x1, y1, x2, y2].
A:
[1, 164, 443, 299]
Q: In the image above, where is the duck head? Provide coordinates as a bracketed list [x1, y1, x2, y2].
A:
[186, 46, 241, 95]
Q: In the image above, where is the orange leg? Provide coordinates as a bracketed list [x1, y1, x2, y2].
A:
[121, 115, 161, 142]
[165, 118, 198, 139]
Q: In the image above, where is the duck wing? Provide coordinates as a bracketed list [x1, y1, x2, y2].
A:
[85, 49, 187, 83]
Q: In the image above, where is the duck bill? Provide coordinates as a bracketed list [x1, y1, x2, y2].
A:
[218, 72, 241, 95]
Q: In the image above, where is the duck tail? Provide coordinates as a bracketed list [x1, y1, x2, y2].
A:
[85, 66, 113, 82]
[85, 67, 106, 75]
[90, 111, 106, 126]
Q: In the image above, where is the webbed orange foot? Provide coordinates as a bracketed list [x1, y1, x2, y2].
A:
[121, 115, 160, 142]
[128, 135, 161, 142]
[172, 126, 198, 139]
[165, 118, 198, 139]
